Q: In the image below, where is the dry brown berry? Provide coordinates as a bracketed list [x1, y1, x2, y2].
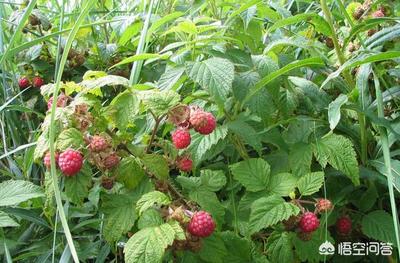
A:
[103, 153, 120, 169]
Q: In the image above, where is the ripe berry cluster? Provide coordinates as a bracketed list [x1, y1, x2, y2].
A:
[18, 76, 45, 89]
[44, 149, 83, 176]
[171, 106, 216, 172]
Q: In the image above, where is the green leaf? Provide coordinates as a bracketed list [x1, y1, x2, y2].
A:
[289, 143, 313, 177]
[362, 210, 397, 245]
[168, 220, 186, 241]
[230, 158, 270, 192]
[328, 94, 348, 130]
[313, 134, 360, 185]
[244, 58, 324, 103]
[198, 234, 228, 263]
[101, 193, 137, 243]
[266, 13, 331, 36]
[227, 119, 262, 153]
[266, 232, 294, 263]
[297, 172, 324, 196]
[0, 211, 19, 227]
[249, 195, 300, 234]
[56, 128, 84, 151]
[158, 66, 185, 90]
[116, 157, 145, 189]
[107, 91, 139, 130]
[220, 231, 252, 263]
[288, 77, 330, 112]
[199, 170, 227, 192]
[189, 126, 228, 165]
[123, 223, 176, 263]
[141, 90, 180, 116]
[141, 154, 169, 179]
[0, 180, 44, 207]
[147, 12, 184, 36]
[292, 227, 335, 263]
[80, 74, 129, 89]
[136, 191, 171, 215]
[137, 209, 163, 230]
[176, 176, 201, 191]
[186, 57, 234, 106]
[64, 164, 92, 205]
[267, 173, 297, 196]
[109, 53, 170, 69]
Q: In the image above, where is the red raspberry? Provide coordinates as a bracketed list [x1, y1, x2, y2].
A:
[176, 156, 193, 172]
[316, 198, 333, 213]
[104, 153, 120, 169]
[89, 135, 108, 152]
[101, 176, 114, 190]
[171, 129, 191, 149]
[58, 149, 83, 176]
[372, 10, 385, 18]
[44, 151, 59, 168]
[189, 109, 208, 130]
[188, 211, 216, 237]
[18, 77, 30, 89]
[299, 212, 320, 233]
[47, 93, 68, 110]
[32, 76, 44, 88]
[195, 112, 216, 135]
[336, 216, 352, 235]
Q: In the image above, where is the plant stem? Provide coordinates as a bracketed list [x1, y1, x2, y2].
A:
[320, 0, 354, 88]
[373, 74, 400, 257]
[146, 111, 165, 153]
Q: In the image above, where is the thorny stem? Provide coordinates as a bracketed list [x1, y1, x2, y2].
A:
[146, 110, 165, 153]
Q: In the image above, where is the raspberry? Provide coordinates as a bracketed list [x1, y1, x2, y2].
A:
[58, 149, 83, 176]
[188, 211, 216, 238]
[176, 156, 193, 172]
[47, 93, 68, 110]
[171, 129, 191, 149]
[325, 37, 334, 48]
[44, 151, 59, 168]
[104, 153, 120, 169]
[101, 176, 114, 190]
[189, 109, 208, 130]
[336, 216, 352, 235]
[372, 10, 385, 18]
[195, 112, 216, 135]
[316, 198, 333, 213]
[299, 212, 320, 233]
[18, 77, 30, 89]
[352, 6, 364, 20]
[283, 215, 299, 231]
[367, 29, 377, 36]
[32, 76, 44, 88]
[89, 135, 108, 152]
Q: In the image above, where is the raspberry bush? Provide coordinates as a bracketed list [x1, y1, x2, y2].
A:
[1, 1, 400, 262]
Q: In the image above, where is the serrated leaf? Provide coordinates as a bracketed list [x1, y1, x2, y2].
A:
[328, 94, 348, 130]
[289, 143, 313, 177]
[314, 134, 360, 185]
[198, 234, 228, 263]
[101, 193, 137, 243]
[266, 232, 294, 263]
[189, 126, 228, 165]
[0, 180, 44, 207]
[34, 132, 49, 161]
[158, 66, 185, 90]
[249, 195, 300, 234]
[362, 210, 397, 245]
[199, 170, 226, 192]
[230, 158, 270, 192]
[56, 128, 84, 151]
[141, 154, 169, 179]
[43, 171, 57, 218]
[168, 220, 186, 240]
[0, 211, 19, 227]
[137, 209, 163, 230]
[297, 172, 324, 196]
[123, 223, 176, 263]
[220, 231, 252, 263]
[267, 173, 297, 196]
[176, 176, 201, 191]
[64, 164, 92, 205]
[136, 191, 171, 215]
[186, 57, 234, 106]
[227, 119, 262, 153]
[292, 228, 335, 263]
[107, 91, 139, 130]
[79, 75, 129, 89]
[141, 90, 180, 116]
[116, 157, 145, 189]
